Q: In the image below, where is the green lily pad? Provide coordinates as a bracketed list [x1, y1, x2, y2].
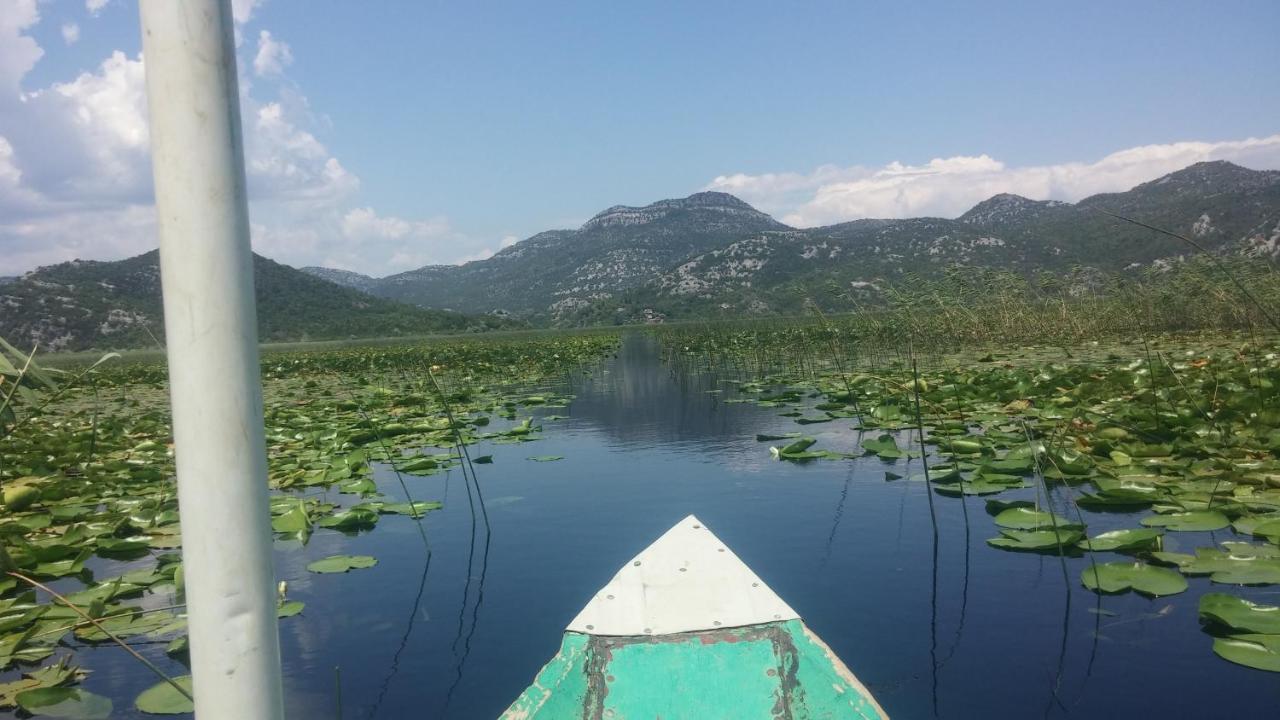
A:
[1078, 528, 1163, 552]
[1212, 633, 1280, 673]
[277, 600, 305, 619]
[527, 455, 564, 462]
[378, 501, 442, 516]
[1081, 561, 1188, 597]
[1140, 510, 1230, 532]
[1170, 549, 1280, 585]
[135, 676, 194, 715]
[306, 555, 378, 574]
[860, 434, 903, 460]
[993, 507, 1079, 531]
[16, 687, 113, 719]
[988, 527, 1084, 552]
[1199, 593, 1280, 634]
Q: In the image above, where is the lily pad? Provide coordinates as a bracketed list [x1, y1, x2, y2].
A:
[1078, 528, 1163, 552]
[1199, 593, 1280, 634]
[306, 555, 378, 574]
[134, 676, 193, 715]
[527, 455, 564, 462]
[1212, 633, 1280, 673]
[1140, 510, 1230, 532]
[988, 527, 1084, 552]
[277, 601, 305, 619]
[1081, 561, 1188, 597]
[378, 501, 442, 516]
[861, 434, 903, 460]
[993, 507, 1079, 531]
[16, 687, 112, 719]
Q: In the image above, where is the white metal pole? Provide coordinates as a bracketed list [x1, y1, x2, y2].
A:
[139, 1, 285, 718]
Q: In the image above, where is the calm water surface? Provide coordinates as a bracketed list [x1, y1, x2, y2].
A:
[57, 335, 1280, 718]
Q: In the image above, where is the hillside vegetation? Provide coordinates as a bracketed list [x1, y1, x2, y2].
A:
[0, 251, 517, 352]
[304, 161, 1280, 325]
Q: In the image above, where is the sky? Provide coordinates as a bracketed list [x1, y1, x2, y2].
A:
[2, 0, 1279, 277]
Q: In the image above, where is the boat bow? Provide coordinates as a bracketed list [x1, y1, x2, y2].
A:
[501, 515, 888, 719]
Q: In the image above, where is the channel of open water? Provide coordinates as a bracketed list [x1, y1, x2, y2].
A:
[69, 333, 1279, 718]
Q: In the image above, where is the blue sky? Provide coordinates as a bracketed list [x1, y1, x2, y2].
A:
[3, 0, 1279, 275]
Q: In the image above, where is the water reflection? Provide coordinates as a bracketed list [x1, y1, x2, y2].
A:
[66, 333, 1280, 719]
[563, 334, 770, 453]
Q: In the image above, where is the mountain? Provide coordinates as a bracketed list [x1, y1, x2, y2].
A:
[298, 266, 379, 294]
[304, 191, 787, 322]
[573, 161, 1280, 322]
[0, 251, 517, 352]
[308, 161, 1279, 325]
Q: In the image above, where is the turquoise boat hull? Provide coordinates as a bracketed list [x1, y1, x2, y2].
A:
[501, 516, 887, 719]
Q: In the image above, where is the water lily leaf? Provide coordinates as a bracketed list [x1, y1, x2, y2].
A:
[270, 500, 311, 543]
[985, 499, 1034, 516]
[988, 527, 1084, 552]
[1212, 633, 1280, 673]
[1141, 511, 1229, 532]
[1172, 549, 1280, 585]
[1233, 516, 1280, 543]
[377, 501, 442, 516]
[1081, 561, 1188, 597]
[15, 687, 112, 718]
[316, 508, 378, 532]
[993, 507, 1080, 531]
[776, 437, 816, 456]
[981, 456, 1035, 474]
[1078, 528, 1163, 552]
[860, 434, 902, 459]
[277, 600, 305, 619]
[134, 676, 193, 715]
[527, 455, 564, 462]
[944, 439, 984, 455]
[306, 555, 378, 574]
[935, 477, 1027, 496]
[1199, 593, 1280, 634]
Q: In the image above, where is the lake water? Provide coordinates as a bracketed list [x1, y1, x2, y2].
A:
[61, 334, 1280, 718]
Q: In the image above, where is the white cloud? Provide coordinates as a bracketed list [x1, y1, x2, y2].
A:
[252, 30, 292, 76]
[231, 0, 263, 25]
[247, 101, 358, 202]
[61, 23, 80, 45]
[0, 1, 42, 96]
[85, 0, 109, 16]
[0, 0, 404, 275]
[707, 135, 1280, 227]
[341, 207, 450, 241]
[499, 234, 519, 249]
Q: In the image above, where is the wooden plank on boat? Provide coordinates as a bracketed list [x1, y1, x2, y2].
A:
[502, 515, 888, 719]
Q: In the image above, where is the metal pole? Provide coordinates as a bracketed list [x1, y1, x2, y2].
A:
[139, 1, 284, 717]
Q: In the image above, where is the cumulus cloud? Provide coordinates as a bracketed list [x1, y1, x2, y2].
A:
[336, 207, 498, 272]
[61, 23, 80, 45]
[341, 207, 450, 241]
[85, 0, 109, 16]
[0, 1, 432, 276]
[707, 135, 1280, 227]
[231, 0, 263, 25]
[252, 30, 292, 76]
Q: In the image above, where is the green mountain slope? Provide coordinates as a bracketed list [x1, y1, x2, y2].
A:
[0, 251, 515, 352]
[574, 161, 1280, 323]
[306, 161, 1280, 325]
[309, 192, 789, 323]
